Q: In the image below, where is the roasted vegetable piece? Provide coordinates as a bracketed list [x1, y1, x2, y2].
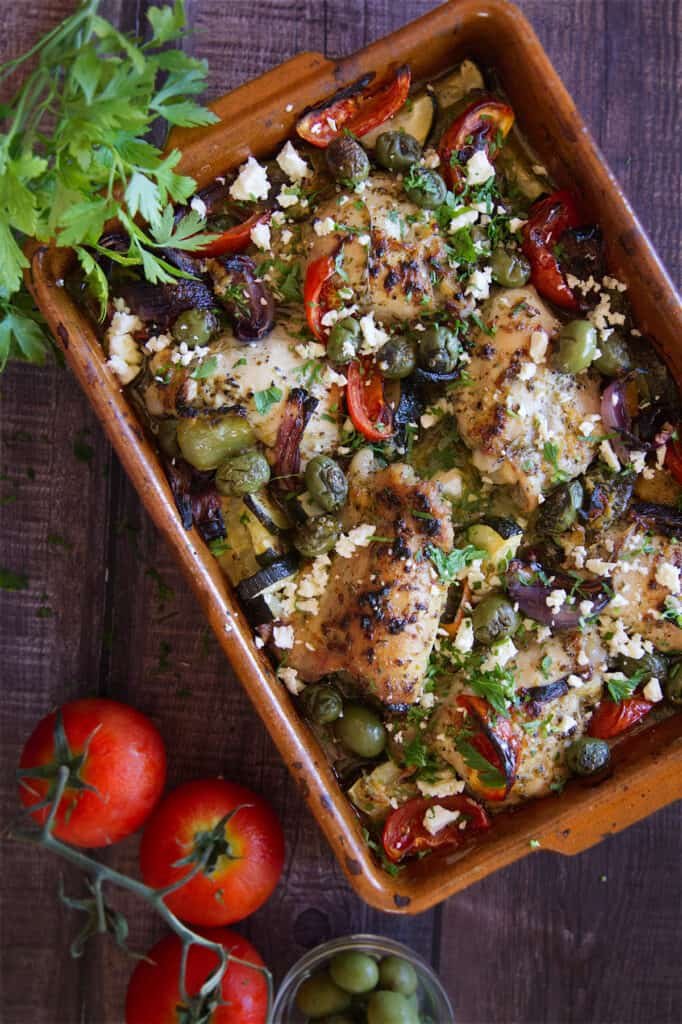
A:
[567, 736, 611, 776]
[381, 793, 490, 862]
[506, 558, 612, 628]
[215, 450, 271, 496]
[455, 694, 520, 801]
[335, 704, 387, 758]
[614, 651, 669, 681]
[199, 210, 271, 257]
[177, 415, 255, 472]
[490, 247, 531, 288]
[272, 388, 318, 489]
[665, 429, 682, 485]
[554, 319, 598, 373]
[297, 66, 411, 147]
[304, 254, 337, 341]
[521, 190, 583, 311]
[588, 697, 654, 739]
[299, 683, 344, 724]
[583, 468, 634, 538]
[305, 455, 348, 511]
[438, 96, 514, 190]
[293, 514, 340, 557]
[213, 254, 275, 342]
[536, 480, 583, 535]
[374, 130, 422, 171]
[346, 359, 394, 441]
[471, 593, 519, 646]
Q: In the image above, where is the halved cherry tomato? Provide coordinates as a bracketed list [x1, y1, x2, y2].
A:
[382, 793, 490, 863]
[588, 697, 654, 739]
[521, 189, 583, 311]
[297, 66, 411, 147]
[125, 928, 268, 1024]
[199, 211, 271, 257]
[346, 358, 394, 441]
[664, 428, 682, 485]
[304, 253, 337, 341]
[18, 698, 166, 848]
[439, 96, 515, 190]
[456, 694, 520, 802]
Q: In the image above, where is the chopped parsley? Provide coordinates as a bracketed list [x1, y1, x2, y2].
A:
[543, 441, 570, 483]
[455, 734, 506, 790]
[426, 543, 487, 583]
[606, 670, 646, 702]
[253, 385, 283, 415]
[189, 355, 218, 380]
[468, 664, 516, 717]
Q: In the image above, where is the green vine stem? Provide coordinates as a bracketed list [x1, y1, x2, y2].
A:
[11, 765, 274, 1020]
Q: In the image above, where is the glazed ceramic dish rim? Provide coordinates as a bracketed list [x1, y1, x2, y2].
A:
[26, 0, 682, 914]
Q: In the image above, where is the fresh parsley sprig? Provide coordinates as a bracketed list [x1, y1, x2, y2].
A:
[426, 543, 487, 583]
[0, 0, 220, 371]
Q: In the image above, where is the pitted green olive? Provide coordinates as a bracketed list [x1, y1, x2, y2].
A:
[367, 990, 418, 1024]
[214, 449, 271, 495]
[403, 167, 447, 209]
[300, 683, 344, 724]
[471, 594, 519, 646]
[326, 136, 371, 184]
[177, 415, 255, 471]
[327, 318, 361, 365]
[378, 956, 418, 996]
[305, 455, 348, 512]
[417, 326, 461, 375]
[490, 247, 531, 288]
[376, 337, 417, 379]
[295, 973, 352, 1018]
[614, 650, 668, 681]
[554, 320, 598, 374]
[566, 736, 611, 776]
[335, 704, 386, 758]
[171, 308, 218, 348]
[593, 330, 632, 377]
[293, 515, 340, 558]
[375, 131, 422, 172]
[329, 951, 380, 994]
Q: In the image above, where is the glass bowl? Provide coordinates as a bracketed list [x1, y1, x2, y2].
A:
[271, 933, 454, 1023]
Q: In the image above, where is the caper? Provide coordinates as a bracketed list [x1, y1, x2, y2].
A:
[554, 320, 598, 374]
[293, 514, 340, 558]
[171, 308, 218, 349]
[378, 956, 418, 996]
[566, 736, 611, 776]
[335, 704, 387, 758]
[536, 480, 584, 536]
[376, 337, 417, 379]
[374, 131, 422, 172]
[300, 683, 344, 724]
[295, 972, 352, 1018]
[367, 990, 418, 1024]
[614, 650, 668, 681]
[664, 661, 682, 705]
[156, 420, 180, 459]
[214, 449, 271, 496]
[329, 951, 380, 994]
[471, 594, 519, 646]
[403, 167, 447, 209]
[417, 325, 461, 375]
[305, 455, 348, 512]
[327, 318, 361, 365]
[326, 136, 371, 185]
[490, 246, 531, 288]
[593, 330, 632, 377]
[177, 414, 255, 471]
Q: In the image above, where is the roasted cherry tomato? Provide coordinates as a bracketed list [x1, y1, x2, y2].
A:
[588, 697, 654, 739]
[125, 928, 268, 1024]
[199, 211, 271, 257]
[664, 428, 682, 485]
[18, 698, 166, 848]
[439, 96, 515, 190]
[297, 66, 411, 147]
[456, 694, 520, 802]
[346, 358, 394, 441]
[304, 253, 337, 340]
[139, 778, 285, 926]
[521, 190, 583, 311]
[382, 793, 490, 863]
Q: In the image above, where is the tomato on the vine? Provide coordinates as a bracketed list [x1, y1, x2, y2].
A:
[139, 779, 285, 926]
[125, 928, 268, 1024]
[18, 698, 166, 847]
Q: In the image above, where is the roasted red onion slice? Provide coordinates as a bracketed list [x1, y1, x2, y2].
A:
[215, 255, 274, 342]
[600, 378, 631, 462]
[273, 388, 318, 489]
[115, 279, 216, 329]
[520, 677, 570, 716]
[163, 457, 226, 542]
[457, 695, 519, 801]
[505, 558, 612, 629]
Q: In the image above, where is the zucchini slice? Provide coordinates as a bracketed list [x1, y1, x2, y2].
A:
[360, 92, 436, 149]
[236, 556, 299, 602]
[243, 490, 292, 534]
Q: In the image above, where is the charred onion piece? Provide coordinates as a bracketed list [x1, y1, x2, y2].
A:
[629, 501, 682, 538]
[115, 279, 216, 330]
[505, 557, 612, 628]
[273, 388, 318, 490]
[457, 694, 519, 801]
[215, 255, 274, 342]
[520, 676, 570, 716]
[600, 378, 631, 461]
[163, 457, 226, 542]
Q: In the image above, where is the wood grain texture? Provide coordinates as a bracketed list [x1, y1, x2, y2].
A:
[0, 2, 680, 1023]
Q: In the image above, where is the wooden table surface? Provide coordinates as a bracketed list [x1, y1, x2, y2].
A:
[1, 1, 680, 1022]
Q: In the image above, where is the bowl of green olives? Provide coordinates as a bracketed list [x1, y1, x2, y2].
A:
[271, 934, 454, 1024]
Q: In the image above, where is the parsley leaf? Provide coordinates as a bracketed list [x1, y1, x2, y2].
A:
[468, 664, 516, 717]
[426, 544, 487, 583]
[455, 735, 506, 790]
[189, 356, 218, 380]
[254, 385, 283, 415]
[543, 441, 570, 483]
[606, 671, 645, 702]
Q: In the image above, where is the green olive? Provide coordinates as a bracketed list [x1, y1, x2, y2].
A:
[326, 136, 371, 185]
[593, 330, 632, 377]
[329, 951, 380, 994]
[614, 650, 668, 681]
[403, 167, 447, 209]
[327, 318, 361, 365]
[300, 683, 344, 724]
[367, 990, 418, 1024]
[566, 736, 611, 776]
[417, 326, 461, 375]
[490, 247, 531, 288]
[536, 480, 584, 536]
[374, 131, 422, 172]
[305, 456, 348, 512]
[177, 414, 255, 471]
[293, 514, 340, 558]
[335, 704, 387, 758]
[295, 972, 352, 1018]
[471, 594, 519, 646]
[554, 320, 598, 374]
[378, 956, 418, 996]
[171, 308, 218, 349]
[156, 420, 180, 459]
[376, 337, 417, 379]
[664, 661, 682, 705]
[214, 449, 271, 495]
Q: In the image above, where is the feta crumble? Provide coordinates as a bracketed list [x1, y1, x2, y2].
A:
[229, 156, 270, 201]
[190, 196, 208, 219]
[335, 523, 376, 559]
[466, 149, 495, 186]
[599, 439, 621, 472]
[359, 312, 389, 354]
[655, 561, 681, 595]
[643, 678, 664, 703]
[417, 774, 465, 798]
[278, 665, 305, 695]
[466, 266, 493, 301]
[273, 625, 294, 649]
[250, 221, 272, 251]
[423, 805, 461, 836]
[276, 140, 311, 181]
[314, 216, 336, 237]
[453, 617, 474, 653]
[529, 330, 549, 363]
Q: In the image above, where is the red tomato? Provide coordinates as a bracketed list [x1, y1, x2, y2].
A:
[297, 66, 411, 147]
[439, 96, 515, 190]
[125, 928, 268, 1024]
[521, 190, 583, 311]
[456, 694, 520, 802]
[18, 698, 166, 847]
[303, 253, 337, 340]
[346, 358, 393, 441]
[664, 429, 682, 485]
[588, 697, 654, 739]
[199, 211, 271, 257]
[382, 794, 490, 863]
[139, 779, 285, 926]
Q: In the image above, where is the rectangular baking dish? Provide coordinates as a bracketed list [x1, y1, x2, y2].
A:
[27, 0, 682, 913]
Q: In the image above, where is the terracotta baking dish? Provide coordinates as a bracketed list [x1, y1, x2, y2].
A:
[26, 0, 682, 913]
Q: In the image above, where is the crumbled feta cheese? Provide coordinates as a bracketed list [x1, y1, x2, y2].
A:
[453, 617, 474, 653]
[449, 208, 479, 232]
[358, 312, 389, 354]
[466, 266, 493, 301]
[229, 156, 270, 201]
[357, 234, 371, 247]
[190, 196, 207, 219]
[567, 674, 585, 688]
[556, 714, 577, 735]
[295, 341, 326, 361]
[606, 619, 647, 660]
[585, 557, 617, 575]
[571, 546, 587, 570]
[532, 163, 548, 176]
[273, 625, 294, 649]
[335, 523, 376, 559]
[434, 467, 463, 500]
[602, 275, 627, 292]
[277, 185, 301, 208]
[105, 308, 144, 384]
[250, 221, 271, 250]
[314, 216, 336, 237]
[466, 149, 495, 185]
[518, 362, 537, 381]
[643, 678, 664, 703]
[417, 774, 465, 798]
[482, 637, 517, 672]
[422, 147, 441, 169]
[529, 329, 549, 363]
[276, 140, 311, 181]
[509, 217, 527, 233]
[655, 561, 681, 594]
[143, 333, 171, 354]
[280, 228, 294, 246]
[423, 805, 461, 836]
[579, 600, 594, 617]
[278, 665, 305, 695]
[254, 635, 265, 649]
[546, 589, 567, 613]
[271, 210, 286, 226]
[285, 103, 294, 113]
[599, 439, 621, 472]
